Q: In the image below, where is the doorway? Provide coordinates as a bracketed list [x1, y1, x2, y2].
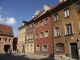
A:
[70, 43, 78, 59]
[4, 45, 10, 53]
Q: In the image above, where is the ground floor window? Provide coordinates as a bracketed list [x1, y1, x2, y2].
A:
[36, 44, 40, 51]
[56, 43, 64, 52]
[42, 45, 48, 52]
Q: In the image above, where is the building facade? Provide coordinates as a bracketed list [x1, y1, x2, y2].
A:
[34, 11, 54, 56]
[0, 24, 14, 53]
[25, 22, 34, 54]
[17, 21, 27, 53]
[51, 0, 80, 60]
[18, 0, 80, 60]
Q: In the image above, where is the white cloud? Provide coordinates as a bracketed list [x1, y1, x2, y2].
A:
[5, 17, 16, 24]
[0, 15, 16, 25]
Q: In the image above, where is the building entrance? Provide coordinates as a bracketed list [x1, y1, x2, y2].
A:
[4, 45, 10, 54]
[70, 43, 78, 59]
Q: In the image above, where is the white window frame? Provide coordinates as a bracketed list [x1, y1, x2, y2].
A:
[45, 31, 48, 37]
[65, 24, 73, 35]
[54, 14, 58, 21]
[56, 43, 64, 52]
[44, 18, 48, 24]
[40, 21, 43, 26]
[40, 32, 44, 38]
[42, 44, 48, 52]
[54, 27, 61, 37]
[64, 8, 70, 17]
[36, 44, 40, 51]
[35, 33, 38, 39]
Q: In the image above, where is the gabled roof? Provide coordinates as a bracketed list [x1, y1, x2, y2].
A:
[0, 24, 14, 37]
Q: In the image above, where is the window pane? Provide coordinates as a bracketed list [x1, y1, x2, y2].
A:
[56, 43, 64, 52]
[65, 24, 73, 35]
[45, 31, 48, 37]
[76, 2, 80, 12]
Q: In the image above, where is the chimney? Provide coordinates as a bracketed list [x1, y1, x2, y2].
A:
[59, 0, 67, 2]
[43, 5, 50, 11]
[34, 11, 40, 16]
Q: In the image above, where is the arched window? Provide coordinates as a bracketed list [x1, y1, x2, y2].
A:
[56, 43, 64, 52]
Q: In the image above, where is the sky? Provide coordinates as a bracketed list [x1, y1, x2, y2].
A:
[0, 0, 59, 37]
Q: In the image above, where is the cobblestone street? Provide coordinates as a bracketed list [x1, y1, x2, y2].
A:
[0, 53, 54, 60]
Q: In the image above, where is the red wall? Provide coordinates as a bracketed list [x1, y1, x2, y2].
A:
[34, 17, 54, 56]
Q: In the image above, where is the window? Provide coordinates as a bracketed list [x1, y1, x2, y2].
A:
[0, 31, 2, 34]
[56, 43, 64, 52]
[36, 44, 40, 51]
[29, 34, 32, 39]
[30, 24, 32, 28]
[78, 22, 80, 32]
[31, 34, 33, 39]
[76, 2, 80, 12]
[40, 32, 44, 38]
[5, 38, 7, 42]
[27, 35, 29, 40]
[44, 18, 48, 24]
[9, 39, 11, 42]
[54, 27, 61, 37]
[36, 23, 39, 28]
[40, 21, 43, 26]
[65, 24, 73, 35]
[64, 8, 70, 17]
[45, 31, 48, 37]
[42, 45, 48, 52]
[31, 44, 33, 46]
[0, 38, 1, 42]
[35, 33, 38, 39]
[54, 14, 58, 21]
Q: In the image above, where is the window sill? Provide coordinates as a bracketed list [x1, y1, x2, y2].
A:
[54, 36, 61, 38]
[64, 33, 74, 36]
[56, 51, 64, 53]
[64, 16, 70, 18]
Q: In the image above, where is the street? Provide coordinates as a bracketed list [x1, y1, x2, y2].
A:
[0, 54, 34, 60]
[0, 53, 54, 60]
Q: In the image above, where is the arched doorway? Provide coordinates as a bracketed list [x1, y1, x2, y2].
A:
[4, 45, 10, 53]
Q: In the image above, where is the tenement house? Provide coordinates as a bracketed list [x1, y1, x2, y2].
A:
[50, 0, 80, 60]
[25, 20, 34, 54]
[17, 21, 27, 52]
[33, 5, 54, 56]
[0, 24, 14, 53]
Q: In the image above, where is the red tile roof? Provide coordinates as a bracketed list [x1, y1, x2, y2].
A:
[49, 2, 64, 11]
[0, 24, 14, 37]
